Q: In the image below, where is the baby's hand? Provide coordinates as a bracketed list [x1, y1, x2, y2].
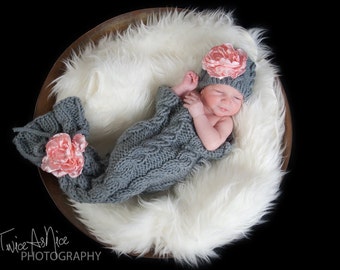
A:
[172, 71, 199, 97]
[183, 91, 204, 118]
[183, 71, 199, 91]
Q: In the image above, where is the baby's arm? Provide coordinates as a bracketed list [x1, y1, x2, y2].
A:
[172, 71, 199, 97]
[193, 115, 233, 151]
[183, 92, 233, 151]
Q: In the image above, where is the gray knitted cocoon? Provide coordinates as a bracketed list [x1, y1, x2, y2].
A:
[13, 86, 232, 203]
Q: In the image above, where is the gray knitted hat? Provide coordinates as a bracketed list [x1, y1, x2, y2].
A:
[197, 44, 256, 101]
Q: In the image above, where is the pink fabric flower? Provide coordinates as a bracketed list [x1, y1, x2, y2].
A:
[41, 133, 88, 178]
[202, 43, 248, 79]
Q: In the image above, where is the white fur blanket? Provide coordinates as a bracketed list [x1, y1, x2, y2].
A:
[50, 8, 287, 266]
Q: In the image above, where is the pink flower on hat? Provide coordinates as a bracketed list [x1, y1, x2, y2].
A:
[41, 133, 88, 178]
[202, 43, 248, 79]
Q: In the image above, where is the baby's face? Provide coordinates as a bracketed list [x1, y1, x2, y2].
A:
[201, 84, 243, 117]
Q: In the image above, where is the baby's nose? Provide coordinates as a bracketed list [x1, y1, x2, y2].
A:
[221, 97, 231, 104]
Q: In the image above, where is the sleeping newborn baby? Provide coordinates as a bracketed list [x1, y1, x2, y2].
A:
[12, 43, 256, 204]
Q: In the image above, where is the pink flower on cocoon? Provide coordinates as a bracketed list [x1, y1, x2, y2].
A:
[41, 133, 88, 178]
[202, 43, 247, 79]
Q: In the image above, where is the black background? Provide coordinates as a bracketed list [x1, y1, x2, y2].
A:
[2, 0, 330, 268]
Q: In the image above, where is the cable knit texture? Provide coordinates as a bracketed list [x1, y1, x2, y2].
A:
[13, 86, 232, 203]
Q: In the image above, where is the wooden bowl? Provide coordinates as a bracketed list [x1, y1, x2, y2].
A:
[33, 7, 293, 255]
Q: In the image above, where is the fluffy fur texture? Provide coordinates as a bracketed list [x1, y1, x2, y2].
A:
[50, 8, 287, 266]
